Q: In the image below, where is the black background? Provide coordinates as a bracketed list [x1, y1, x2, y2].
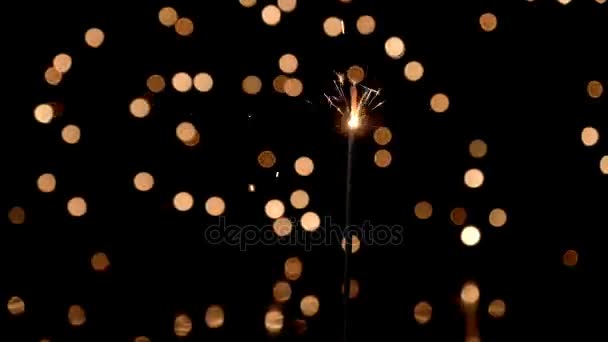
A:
[2, 0, 607, 341]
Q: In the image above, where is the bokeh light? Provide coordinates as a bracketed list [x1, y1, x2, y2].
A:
[278, 0, 297, 13]
[262, 5, 281, 26]
[300, 295, 320, 316]
[461, 226, 481, 246]
[323, 17, 343, 37]
[258, 150, 277, 168]
[133, 172, 154, 192]
[347, 65, 365, 84]
[581, 127, 599, 146]
[85, 28, 104, 48]
[374, 149, 392, 168]
[175, 18, 194, 36]
[205, 305, 224, 328]
[373, 127, 392, 145]
[243, 75, 262, 94]
[61, 124, 81, 144]
[489, 208, 507, 227]
[68, 305, 86, 326]
[37, 173, 56, 193]
[265, 199, 285, 219]
[587, 80, 603, 98]
[273, 217, 292, 237]
[176, 122, 199, 146]
[91, 252, 110, 272]
[290, 190, 309, 209]
[130, 98, 151, 118]
[488, 299, 506, 318]
[147, 74, 165, 93]
[273, 281, 292, 302]
[601, 156, 608, 174]
[284, 257, 302, 280]
[450, 207, 467, 226]
[300, 212, 320, 231]
[295, 156, 314, 176]
[341, 235, 361, 253]
[67, 197, 87, 217]
[479, 13, 497, 32]
[135, 337, 151, 342]
[159, 7, 178, 27]
[173, 192, 194, 211]
[240, 0, 256, 8]
[461, 282, 480, 304]
[8, 206, 25, 224]
[469, 139, 488, 158]
[194, 72, 213, 92]
[385, 37, 405, 59]
[45, 67, 62, 85]
[34, 103, 54, 124]
[464, 168, 485, 188]
[284, 78, 303, 97]
[205, 197, 226, 216]
[174, 314, 192, 336]
[265, 308, 284, 333]
[356, 15, 376, 35]
[273, 75, 288, 93]
[563, 249, 578, 267]
[414, 301, 432, 324]
[172, 72, 193, 92]
[415, 201, 433, 219]
[53, 53, 72, 73]
[342, 279, 360, 299]
[430, 93, 450, 113]
[404, 61, 424, 81]
[7, 296, 25, 315]
[558, 0, 572, 5]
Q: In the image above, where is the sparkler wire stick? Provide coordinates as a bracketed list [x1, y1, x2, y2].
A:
[342, 128, 354, 342]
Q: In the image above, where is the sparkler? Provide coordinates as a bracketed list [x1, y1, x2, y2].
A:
[325, 67, 383, 342]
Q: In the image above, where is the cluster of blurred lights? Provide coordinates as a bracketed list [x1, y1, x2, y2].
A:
[585, 81, 607, 174]
[159, 7, 194, 36]
[173, 305, 225, 336]
[373, 127, 393, 168]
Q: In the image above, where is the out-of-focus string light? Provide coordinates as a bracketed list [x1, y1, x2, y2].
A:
[469, 139, 488, 158]
[374, 149, 392, 167]
[37, 173, 56, 193]
[8, 207, 25, 224]
[53, 53, 72, 73]
[240, 0, 256, 8]
[130, 98, 151, 118]
[7, 296, 25, 315]
[279, 53, 298, 74]
[147, 74, 165, 93]
[581, 127, 599, 146]
[68, 305, 86, 326]
[172, 72, 193, 92]
[273, 217, 292, 236]
[159, 7, 179, 27]
[243, 75, 262, 94]
[91, 252, 110, 271]
[265, 308, 284, 333]
[489, 208, 507, 227]
[451, 207, 467, 225]
[295, 156, 314, 176]
[414, 301, 432, 324]
[461, 226, 481, 246]
[341, 235, 360, 253]
[342, 279, 360, 299]
[601, 156, 608, 174]
[479, 13, 497, 32]
[173, 192, 194, 211]
[258, 150, 276, 168]
[278, 0, 297, 12]
[284, 78, 303, 96]
[290, 190, 309, 209]
[385, 37, 405, 59]
[587, 80, 603, 98]
[300, 295, 320, 316]
[323, 17, 343, 37]
[194, 72, 213, 92]
[356, 15, 376, 35]
[135, 337, 151, 342]
[373, 127, 392, 145]
[415, 201, 433, 219]
[45, 67, 62, 85]
[134, 172, 154, 191]
[34, 103, 54, 123]
[273, 75, 288, 93]
[558, 0, 572, 5]
[176, 122, 200, 146]
[205, 197, 226, 216]
[404, 61, 424, 81]
[430, 93, 450, 113]
[67, 197, 87, 217]
[464, 168, 485, 188]
[265, 199, 285, 219]
[488, 299, 506, 318]
[174, 314, 192, 336]
[284, 256, 302, 280]
[85, 28, 104, 48]
[61, 124, 81, 144]
[262, 5, 281, 25]
[205, 305, 224, 328]
[175, 18, 194, 36]
[461, 282, 480, 305]
[300, 212, 320, 231]
[273, 281, 292, 302]
[563, 249, 578, 266]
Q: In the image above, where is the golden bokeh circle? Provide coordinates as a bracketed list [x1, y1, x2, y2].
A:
[284, 257, 302, 280]
[323, 17, 343, 37]
[414, 301, 432, 324]
[45, 67, 62, 85]
[414, 201, 433, 220]
[159, 7, 178, 27]
[265, 199, 285, 219]
[134, 172, 154, 192]
[450, 207, 467, 226]
[469, 139, 488, 158]
[147, 74, 165, 93]
[67, 197, 87, 217]
[91, 252, 110, 272]
[205, 196, 226, 216]
[284, 78, 304, 97]
[461, 226, 481, 246]
[240, 0, 257, 8]
[68, 305, 86, 326]
[8, 207, 25, 224]
[295, 156, 314, 176]
[174, 314, 192, 336]
[172, 72, 193, 92]
[430, 93, 450, 113]
[205, 305, 224, 328]
[130, 98, 151, 118]
[489, 208, 507, 227]
[404, 61, 424, 81]
[34, 103, 54, 124]
[356, 15, 376, 35]
[341, 235, 361, 253]
[479, 13, 498, 32]
[173, 192, 194, 211]
[290, 190, 310, 209]
[342, 279, 360, 299]
[265, 308, 284, 333]
[581, 127, 599, 147]
[374, 149, 392, 168]
[464, 168, 484, 188]
[175, 18, 194, 36]
[300, 295, 320, 316]
[279, 54, 298, 74]
[194, 72, 213, 92]
[273, 217, 293, 237]
[273, 75, 289, 93]
[176, 122, 198, 144]
[385, 37, 405, 59]
[373, 127, 392, 146]
[85, 28, 104, 48]
[278, 0, 297, 12]
[262, 5, 281, 26]
[37, 173, 57, 193]
[601, 156, 608, 174]
[242, 75, 262, 94]
[7, 296, 25, 315]
[61, 124, 81, 144]
[300, 212, 320, 231]
[273, 281, 292, 302]
[347, 65, 365, 84]
[488, 299, 506, 318]
[563, 249, 578, 267]
[461, 282, 480, 304]
[134, 337, 151, 342]
[258, 150, 276, 168]
[587, 80, 603, 98]
[53, 53, 72, 73]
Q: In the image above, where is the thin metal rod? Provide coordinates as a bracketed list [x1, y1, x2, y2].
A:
[342, 130, 355, 342]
